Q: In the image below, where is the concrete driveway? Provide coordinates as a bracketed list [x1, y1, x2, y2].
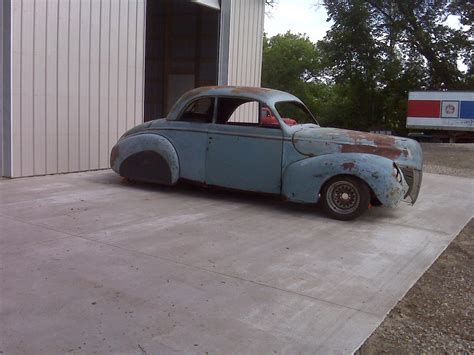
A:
[1, 170, 473, 354]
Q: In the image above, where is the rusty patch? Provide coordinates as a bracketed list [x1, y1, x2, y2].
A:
[172, 86, 221, 106]
[182, 86, 271, 99]
[230, 86, 272, 95]
[345, 130, 396, 146]
[387, 186, 401, 200]
[341, 144, 404, 160]
[342, 162, 356, 171]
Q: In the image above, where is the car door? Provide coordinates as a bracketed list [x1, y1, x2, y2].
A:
[159, 97, 214, 183]
[205, 99, 283, 194]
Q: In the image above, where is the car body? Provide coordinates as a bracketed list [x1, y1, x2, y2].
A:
[110, 86, 423, 220]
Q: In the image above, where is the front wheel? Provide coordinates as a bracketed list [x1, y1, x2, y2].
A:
[320, 176, 370, 221]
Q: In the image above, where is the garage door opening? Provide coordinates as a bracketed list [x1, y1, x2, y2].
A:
[144, 0, 220, 121]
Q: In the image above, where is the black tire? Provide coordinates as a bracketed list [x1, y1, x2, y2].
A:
[320, 176, 370, 221]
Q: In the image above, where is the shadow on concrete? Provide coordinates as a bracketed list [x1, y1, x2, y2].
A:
[91, 170, 395, 222]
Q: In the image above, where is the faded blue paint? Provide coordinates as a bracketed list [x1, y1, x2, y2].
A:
[110, 86, 424, 209]
[121, 121, 153, 137]
[206, 124, 283, 193]
[149, 119, 210, 183]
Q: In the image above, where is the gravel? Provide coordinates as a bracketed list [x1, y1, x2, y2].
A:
[421, 143, 474, 178]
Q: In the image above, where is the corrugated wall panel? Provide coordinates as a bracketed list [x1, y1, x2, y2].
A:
[126, 0, 137, 131]
[89, 0, 101, 170]
[11, 0, 22, 177]
[79, 0, 91, 171]
[108, 0, 119, 158]
[45, 0, 58, 174]
[1, 1, 6, 177]
[33, 0, 46, 175]
[135, 0, 145, 127]
[228, 0, 264, 87]
[98, 0, 110, 169]
[9, 0, 146, 177]
[227, 0, 264, 123]
[57, 0, 70, 173]
[21, 0, 34, 176]
[117, 0, 128, 143]
[69, 0, 81, 172]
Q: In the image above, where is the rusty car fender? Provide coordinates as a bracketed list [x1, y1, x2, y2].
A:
[281, 153, 408, 207]
[110, 133, 180, 185]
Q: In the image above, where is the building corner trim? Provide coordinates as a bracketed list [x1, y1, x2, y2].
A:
[217, 0, 231, 86]
[1, 0, 12, 177]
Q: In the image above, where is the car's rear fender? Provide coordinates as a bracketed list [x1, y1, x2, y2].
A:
[282, 153, 408, 206]
[110, 133, 179, 185]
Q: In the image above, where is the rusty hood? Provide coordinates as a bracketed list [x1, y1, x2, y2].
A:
[292, 127, 423, 169]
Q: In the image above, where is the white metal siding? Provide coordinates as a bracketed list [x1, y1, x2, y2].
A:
[9, 0, 145, 177]
[228, 0, 264, 87]
[227, 0, 264, 122]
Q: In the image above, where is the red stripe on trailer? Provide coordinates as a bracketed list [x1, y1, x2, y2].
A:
[407, 100, 440, 118]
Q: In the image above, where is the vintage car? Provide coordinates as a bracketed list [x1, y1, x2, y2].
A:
[110, 86, 423, 220]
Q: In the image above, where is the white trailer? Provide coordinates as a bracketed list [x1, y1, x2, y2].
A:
[407, 91, 474, 142]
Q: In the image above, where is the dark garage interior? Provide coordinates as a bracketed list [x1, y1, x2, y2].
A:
[144, 0, 220, 121]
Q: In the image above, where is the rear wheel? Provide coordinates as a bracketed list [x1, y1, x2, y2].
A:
[119, 150, 172, 185]
[320, 176, 370, 221]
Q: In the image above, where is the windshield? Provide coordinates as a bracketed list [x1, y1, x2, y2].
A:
[275, 101, 318, 126]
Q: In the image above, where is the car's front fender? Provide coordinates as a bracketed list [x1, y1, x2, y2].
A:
[110, 133, 179, 185]
[282, 153, 408, 207]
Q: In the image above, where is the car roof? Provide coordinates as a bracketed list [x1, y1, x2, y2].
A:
[167, 86, 302, 121]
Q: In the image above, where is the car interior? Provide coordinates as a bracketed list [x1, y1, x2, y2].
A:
[179, 97, 283, 128]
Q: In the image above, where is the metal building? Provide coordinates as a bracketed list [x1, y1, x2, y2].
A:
[0, 0, 265, 178]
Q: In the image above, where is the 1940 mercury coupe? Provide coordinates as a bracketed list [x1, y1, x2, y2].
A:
[110, 86, 423, 220]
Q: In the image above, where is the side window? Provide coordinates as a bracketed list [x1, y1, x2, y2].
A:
[260, 106, 283, 127]
[275, 101, 316, 125]
[179, 97, 215, 123]
[228, 101, 260, 124]
[215, 98, 281, 128]
[261, 107, 272, 118]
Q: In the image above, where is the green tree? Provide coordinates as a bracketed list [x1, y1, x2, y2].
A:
[261, 0, 472, 133]
[363, 0, 472, 89]
[262, 32, 321, 114]
[318, 0, 387, 130]
[448, 0, 474, 87]
[317, 0, 472, 131]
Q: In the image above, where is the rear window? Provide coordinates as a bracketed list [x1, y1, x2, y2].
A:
[179, 97, 215, 123]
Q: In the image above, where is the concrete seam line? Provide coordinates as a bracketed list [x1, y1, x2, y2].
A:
[358, 217, 452, 236]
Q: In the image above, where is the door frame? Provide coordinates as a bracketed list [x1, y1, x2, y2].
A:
[205, 97, 284, 193]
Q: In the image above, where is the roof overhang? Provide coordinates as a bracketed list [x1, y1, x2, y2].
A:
[190, 0, 220, 10]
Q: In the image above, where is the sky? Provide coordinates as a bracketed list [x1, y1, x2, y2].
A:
[264, 0, 332, 43]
